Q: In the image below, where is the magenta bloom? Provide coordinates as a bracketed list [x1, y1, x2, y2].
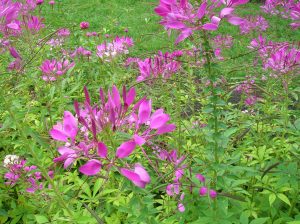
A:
[195, 173, 206, 183]
[97, 36, 134, 61]
[209, 190, 217, 199]
[36, 0, 44, 5]
[80, 21, 89, 29]
[120, 164, 151, 188]
[3, 157, 48, 193]
[155, 0, 248, 44]
[199, 186, 207, 196]
[57, 28, 70, 37]
[178, 203, 185, 212]
[50, 85, 175, 188]
[25, 16, 45, 34]
[71, 46, 92, 58]
[50, 111, 78, 143]
[40, 58, 75, 81]
[127, 50, 182, 82]
[49, 0, 55, 5]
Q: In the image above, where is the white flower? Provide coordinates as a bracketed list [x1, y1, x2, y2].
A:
[3, 155, 20, 168]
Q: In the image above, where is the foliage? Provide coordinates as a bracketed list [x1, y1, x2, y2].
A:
[0, 0, 300, 223]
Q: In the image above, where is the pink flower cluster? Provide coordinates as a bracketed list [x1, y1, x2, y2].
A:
[50, 86, 175, 188]
[3, 155, 53, 193]
[80, 21, 89, 29]
[156, 149, 217, 212]
[238, 16, 269, 34]
[212, 35, 233, 49]
[70, 46, 92, 58]
[126, 50, 183, 82]
[261, 0, 300, 29]
[8, 47, 22, 71]
[40, 58, 75, 81]
[155, 0, 249, 44]
[235, 76, 257, 106]
[97, 36, 134, 61]
[0, 0, 44, 37]
[248, 35, 300, 77]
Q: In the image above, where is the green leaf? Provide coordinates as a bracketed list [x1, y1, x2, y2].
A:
[250, 217, 269, 224]
[82, 182, 92, 198]
[287, 222, 300, 224]
[93, 179, 102, 197]
[35, 215, 49, 224]
[277, 193, 291, 206]
[269, 193, 276, 206]
[240, 211, 249, 224]
[224, 127, 238, 138]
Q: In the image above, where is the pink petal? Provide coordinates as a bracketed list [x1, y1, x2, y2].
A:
[175, 28, 193, 44]
[120, 168, 141, 182]
[165, 21, 186, 29]
[64, 157, 76, 169]
[112, 85, 121, 108]
[79, 160, 102, 176]
[178, 203, 185, 212]
[133, 134, 146, 146]
[116, 141, 136, 158]
[157, 124, 176, 135]
[126, 87, 136, 106]
[202, 23, 218, 30]
[211, 16, 221, 25]
[197, 2, 207, 19]
[195, 173, 206, 183]
[227, 16, 244, 25]
[220, 7, 234, 18]
[63, 111, 78, 141]
[150, 113, 170, 129]
[154, 6, 170, 17]
[138, 99, 152, 124]
[134, 164, 150, 184]
[97, 142, 108, 158]
[49, 129, 68, 142]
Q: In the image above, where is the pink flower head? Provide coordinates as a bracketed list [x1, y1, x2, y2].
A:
[36, 0, 44, 5]
[155, 0, 248, 44]
[40, 58, 75, 81]
[49, 0, 55, 5]
[199, 186, 207, 196]
[97, 36, 134, 61]
[129, 50, 182, 82]
[178, 203, 185, 212]
[209, 189, 217, 199]
[120, 164, 151, 188]
[80, 21, 89, 29]
[196, 173, 206, 183]
[71, 46, 92, 58]
[166, 183, 180, 196]
[3, 157, 46, 193]
[58, 28, 70, 37]
[25, 16, 45, 34]
[50, 111, 78, 143]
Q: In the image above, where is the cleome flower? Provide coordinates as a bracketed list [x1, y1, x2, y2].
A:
[155, 0, 249, 44]
[40, 58, 75, 81]
[50, 85, 175, 188]
[96, 36, 133, 62]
